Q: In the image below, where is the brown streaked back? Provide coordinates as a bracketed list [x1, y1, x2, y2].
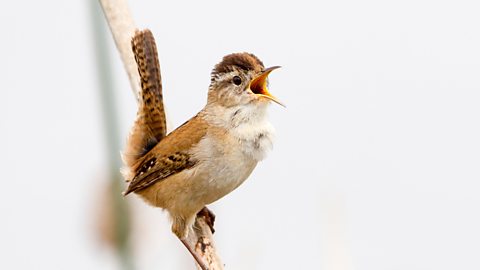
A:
[124, 114, 209, 195]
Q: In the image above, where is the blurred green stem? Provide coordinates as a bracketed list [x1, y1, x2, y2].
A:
[89, 0, 134, 269]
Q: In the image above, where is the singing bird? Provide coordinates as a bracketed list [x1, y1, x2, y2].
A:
[122, 29, 282, 269]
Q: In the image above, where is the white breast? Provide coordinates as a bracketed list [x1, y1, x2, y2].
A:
[229, 112, 274, 161]
[190, 103, 275, 204]
[204, 102, 275, 161]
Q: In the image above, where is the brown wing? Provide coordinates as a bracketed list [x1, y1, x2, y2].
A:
[123, 152, 195, 195]
[123, 114, 208, 195]
[124, 29, 167, 168]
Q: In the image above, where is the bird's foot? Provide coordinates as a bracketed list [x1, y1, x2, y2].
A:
[197, 207, 216, 234]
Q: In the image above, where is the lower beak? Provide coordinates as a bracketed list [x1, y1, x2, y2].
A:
[249, 66, 285, 107]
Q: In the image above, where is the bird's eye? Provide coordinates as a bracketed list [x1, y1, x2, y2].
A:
[232, 76, 242, 85]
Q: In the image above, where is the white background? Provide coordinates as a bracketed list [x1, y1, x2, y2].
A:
[1, 0, 479, 269]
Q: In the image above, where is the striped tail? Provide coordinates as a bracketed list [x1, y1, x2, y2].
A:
[122, 29, 167, 178]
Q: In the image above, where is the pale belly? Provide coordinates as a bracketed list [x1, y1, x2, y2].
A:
[135, 138, 260, 218]
[188, 135, 259, 206]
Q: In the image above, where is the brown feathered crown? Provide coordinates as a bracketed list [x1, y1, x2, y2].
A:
[211, 52, 264, 80]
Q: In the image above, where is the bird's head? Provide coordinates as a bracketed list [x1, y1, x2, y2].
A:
[207, 52, 283, 108]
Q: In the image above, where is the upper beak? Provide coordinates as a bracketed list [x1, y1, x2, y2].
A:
[249, 66, 285, 107]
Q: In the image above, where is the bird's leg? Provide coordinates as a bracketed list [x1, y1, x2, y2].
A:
[197, 207, 216, 234]
[179, 237, 209, 270]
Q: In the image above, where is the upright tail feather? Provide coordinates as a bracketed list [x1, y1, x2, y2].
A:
[122, 29, 167, 179]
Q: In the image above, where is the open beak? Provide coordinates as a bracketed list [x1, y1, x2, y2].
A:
[249, 66, 285, 107]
